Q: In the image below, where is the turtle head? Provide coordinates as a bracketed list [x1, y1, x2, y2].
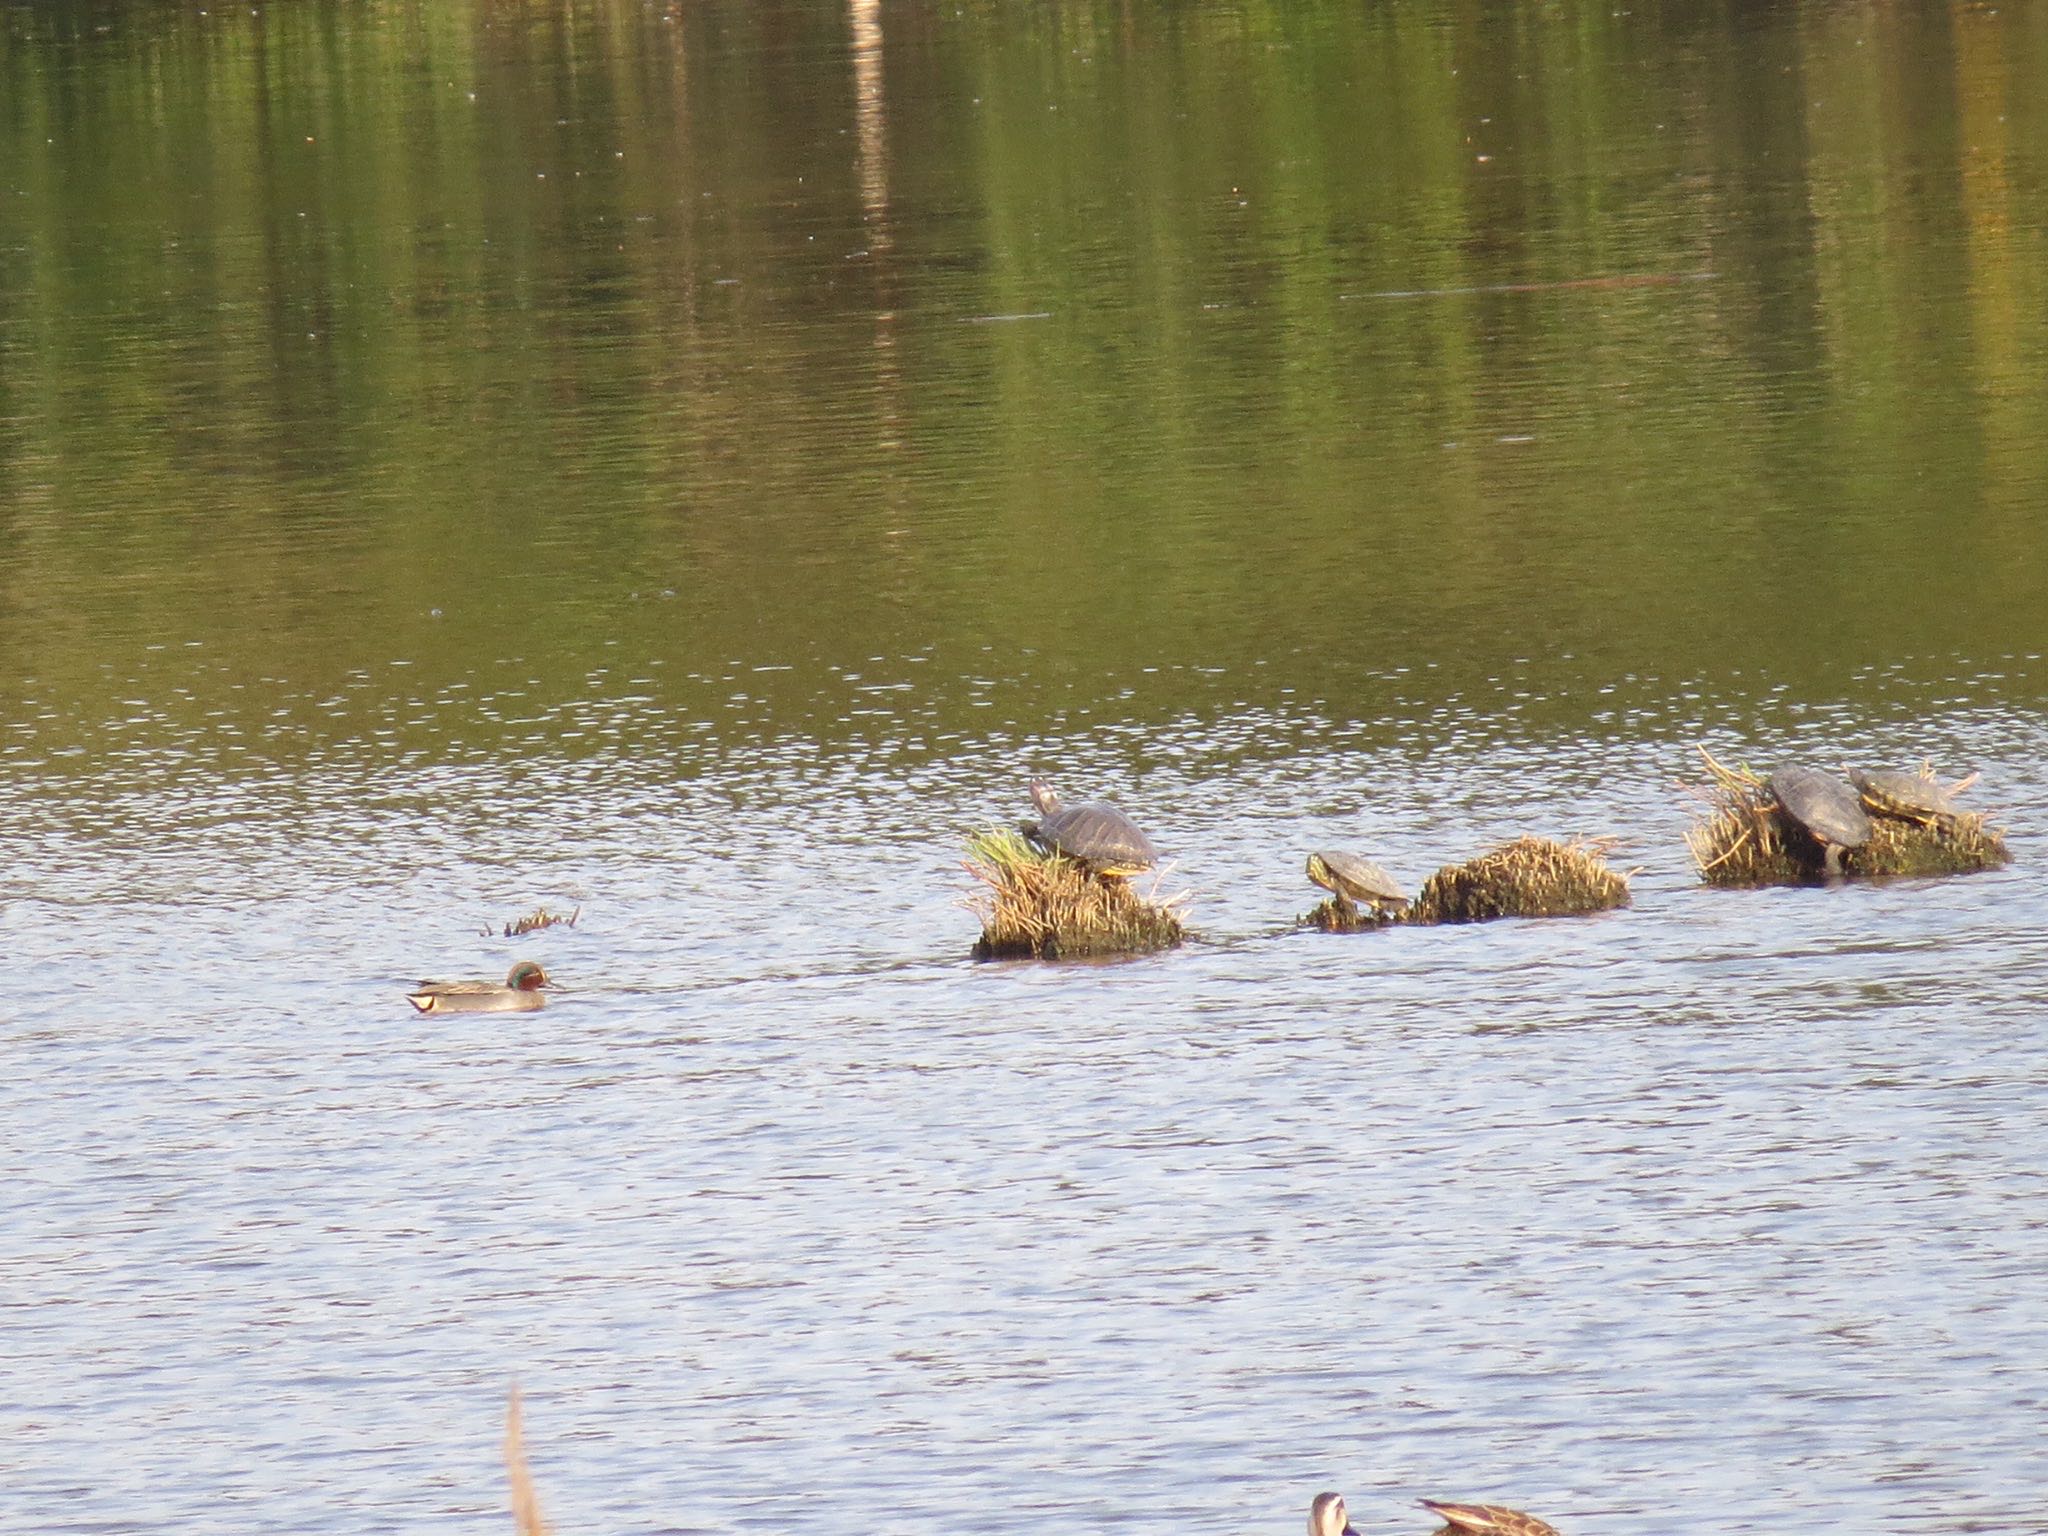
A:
[506, 960, 552, 992]
[1028, 778, 1062, 816]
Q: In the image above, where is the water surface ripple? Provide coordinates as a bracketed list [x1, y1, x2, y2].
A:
[5, 1, 2048, 1532]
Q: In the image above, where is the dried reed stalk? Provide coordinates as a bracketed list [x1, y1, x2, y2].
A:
[505, 1385, 551, 1536]
[490, 906, 581, 938]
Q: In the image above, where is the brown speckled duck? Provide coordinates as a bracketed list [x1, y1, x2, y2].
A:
[1308, 1493, 1561, 1536]
[407, 959, 552, 1014]
[1418, 1498, 1561, 1536]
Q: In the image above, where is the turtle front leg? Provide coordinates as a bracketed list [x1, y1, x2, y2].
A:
[1822, 841, 1844, 879]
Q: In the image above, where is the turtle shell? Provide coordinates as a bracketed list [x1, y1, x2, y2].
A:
[1768, 766, 1873, 850]
[1307, 850, 1409, 908]
[1849, 767, 1959, 824]
[1024, 778, 1158, 875]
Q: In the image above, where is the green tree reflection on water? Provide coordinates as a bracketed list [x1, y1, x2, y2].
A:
[1, 1, 2045, 765]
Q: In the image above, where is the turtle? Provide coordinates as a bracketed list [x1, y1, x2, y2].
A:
[1020, 778, 1158, 878]
[1848, 766, 1966, 828]
[407, 959, 552, 1014]
[1306, 850, 1410, 919]
[1766, 765, 1872, 877]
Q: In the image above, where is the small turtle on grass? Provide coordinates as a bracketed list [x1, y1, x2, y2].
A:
[1305, 850, 1410, 929]
[1021, 778, 1159, 878]
[1848, 765, 1970, 828]
[1767, 765, 1871, 878]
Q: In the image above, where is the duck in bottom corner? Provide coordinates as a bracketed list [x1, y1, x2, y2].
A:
[406, 959, 553, 1014]
[1310, 1492, 1561, 1536]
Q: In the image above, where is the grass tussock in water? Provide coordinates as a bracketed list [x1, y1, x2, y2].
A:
[965, 828, 1187, 959]
[1685, 746, 2010, 885]
[1303, 897, 1398, 932]
[1860, 811, 2011, 876]
[1405, 836, 1631, 923]
[1685, 749, 1803, 886]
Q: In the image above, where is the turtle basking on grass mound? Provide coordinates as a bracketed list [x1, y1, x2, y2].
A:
[968, 781, 1183, 959]
[1767, 765, 1872, 878]
[1020, 778, 1159, 879]
[1688, 746, 2009, 884]
[1304, 850, 1411, 931]
[1848, 765, 1972, 828]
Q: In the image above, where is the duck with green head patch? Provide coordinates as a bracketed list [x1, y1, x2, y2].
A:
[407, 959, 552, 1014]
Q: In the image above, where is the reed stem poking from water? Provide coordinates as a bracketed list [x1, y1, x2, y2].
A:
[964, 828, 1187, 959]
[1404, 836, 1631, 923]
[1684, 745, 2010, 884]
[489, 906, 581, 938]
[505, 1385, 551, 1536]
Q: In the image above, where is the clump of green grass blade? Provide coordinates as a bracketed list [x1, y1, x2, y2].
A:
[965, 828, 1186, 959]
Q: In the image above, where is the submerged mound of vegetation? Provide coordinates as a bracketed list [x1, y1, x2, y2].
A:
[965, 829, 1187, 959]
[1685, 746, 2009, 885]
[1405, 836, 1631, 924]
[1303, 896, 1399, 932]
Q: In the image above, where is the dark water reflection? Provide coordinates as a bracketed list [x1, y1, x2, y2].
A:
[3, 2, 2048, 1532]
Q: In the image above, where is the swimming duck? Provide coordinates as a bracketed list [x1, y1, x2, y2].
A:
[407, 959, 552, 1014]
[1308, 1493, 1560, 1536]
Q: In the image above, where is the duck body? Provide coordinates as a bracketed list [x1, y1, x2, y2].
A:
[1419, 1499, 1562, 1536]
[407, 959, 552, 1014]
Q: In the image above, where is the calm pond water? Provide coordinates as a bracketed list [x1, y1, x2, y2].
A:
[4, 2, 2048, 1532]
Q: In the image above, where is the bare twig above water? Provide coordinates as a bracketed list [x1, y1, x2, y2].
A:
[483, 906, 581, 938]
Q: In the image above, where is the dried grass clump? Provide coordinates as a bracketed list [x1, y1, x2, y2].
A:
[1685, 748, 1803, 886]
[1405, 836, 1631, 924]
[1303, 897, 1399, 933]
[965, 828, 1187, 959]
[1860, 809, 2010, 876]
[488, 906, 581, 938]
[1684, 746, 2009, 884]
